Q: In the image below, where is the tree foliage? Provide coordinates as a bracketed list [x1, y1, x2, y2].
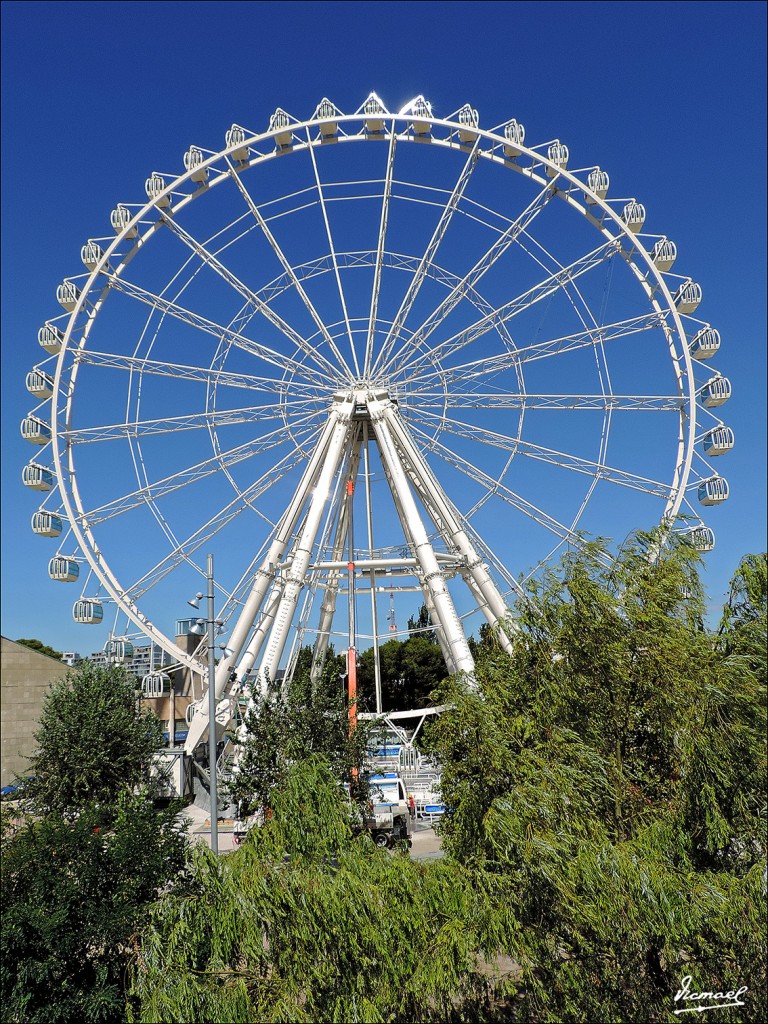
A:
[129, 757, 517, 1024]
[1, 662, 190, 1024]
[424, 533, 767, 1020]
[357, 605, 446, 712]
[14, 637, 63, 661]
[19, 661, 166, 814]
[227, 646, 374, 815]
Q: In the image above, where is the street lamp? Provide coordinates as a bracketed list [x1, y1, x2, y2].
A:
[187, 554, 231, 855]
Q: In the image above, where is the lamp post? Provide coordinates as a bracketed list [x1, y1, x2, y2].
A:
[188, 554, 232, 855]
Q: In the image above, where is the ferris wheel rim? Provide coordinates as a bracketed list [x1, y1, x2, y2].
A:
[33, 99, 708, 673]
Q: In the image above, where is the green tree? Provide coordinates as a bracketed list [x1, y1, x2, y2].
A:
[423, 534, 767, 1020]
[14, 637, 62, 661]
[129, 756, 517, 1023]
[1, 662, 190, 1024]
[227, 646, 373, 815]
[19, 661, 166, 814]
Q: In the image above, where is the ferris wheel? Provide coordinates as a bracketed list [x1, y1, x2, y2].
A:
[22, 93, 733, 749]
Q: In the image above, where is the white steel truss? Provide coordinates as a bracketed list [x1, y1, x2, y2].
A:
[21, 96, 730, 756]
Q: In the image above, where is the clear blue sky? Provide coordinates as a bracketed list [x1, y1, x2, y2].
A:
[2, 0, 765, 655]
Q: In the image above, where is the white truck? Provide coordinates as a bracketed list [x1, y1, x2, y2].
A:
[364, 772, 413, 848]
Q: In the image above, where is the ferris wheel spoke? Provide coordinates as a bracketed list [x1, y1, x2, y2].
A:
[411, 409, 674, 498]
[160, 213, 341, 378]
[401, 311, 663, 391]
[227, 164, 354, 377]
[103, 272, 330, 386]
[395, 238, 621, 378]
[409, 422, 585, 545]
[76, 417, 320, 527]
[409, 391, 683, 412]
[73, 349, 328, 396]
[364, 130, 398, 378]
[371, 139, 481, 376]
[305, 130, 360, 376]
[382, 179, 558, 378]
[126, 442, 316, 602]
[65, 400, 320, 444]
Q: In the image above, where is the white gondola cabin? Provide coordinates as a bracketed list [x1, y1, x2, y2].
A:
[184, 146, 208, 183]
[623, 201, 646, 233]
[31, 511, 63, 537]
[703, 426, 735, 457]
[224, 125, 249, 162]
[26, 369, 53, 400]
[145, 173, 171, 207]
[80, 241, 105, 269]
[48, 557, 80, 582]
[39, 323, 64, 354]
[270, 108, 293, 147]
[73, 599, 104, 625]
[315, 99, 338, 138]
[546, 142, 568, 177]
[457, 104, 479, 143]
[410, 98, 432, 135]
[56, 281, 80, 312]
[652, 239, 677, 271]
[106, 638, 134, 660]
[111, 205, 138, 237]
[698, 477, 729, 506]
[22, 463, 54, 491]
[674, 280, 702, 314]
[142, 672, 170, 698]
[586, 169, 609, 202]
[21, 415, 52, 445]
[701, 376, 731, 408]
[689, 327, 720, 361]
[690, 526, 716, 552]
[363, 94, 386, 133]
[503, 120, 525, 157]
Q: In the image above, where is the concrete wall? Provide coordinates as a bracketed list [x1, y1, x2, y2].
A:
[1, 637, 69, 789]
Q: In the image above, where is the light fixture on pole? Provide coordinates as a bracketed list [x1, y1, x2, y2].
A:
[186, 563, 220, 855]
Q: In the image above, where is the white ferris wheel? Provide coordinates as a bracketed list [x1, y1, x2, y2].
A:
[22, 94, 733, 750]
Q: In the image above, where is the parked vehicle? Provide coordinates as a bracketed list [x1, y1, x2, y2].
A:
[363, 773, 412, 848]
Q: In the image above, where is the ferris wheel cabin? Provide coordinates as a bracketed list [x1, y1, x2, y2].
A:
[689, 327, 720, 361]
[690, 526, 716, 552]
[674, 280, 703, 314]
[652, 239, 677, 271]
[269, 109, 293, 147]
[111, 205, 138, 238]
[73, 600, 104, 625]
[106, 638, 134, 660]
[38, 323, 64, 355]
[698, 477, 729, 506]
[183, 147, 208, 184]
[80, 241, 105, 270]
[363, 95, 387, 134]
[546, 142, 569, 177]
[225, 126, 249, 163]
[31, 511, 63, 537]
[145, 173, 171, 207]
[21, 415, 52, 445]
[56, 281, 80, 312]
[25, 370, 53, 400]
[22, 464, 54, 491]
[701, 376, 732, 408]
[623, 202, 646, 233]
[586, 169, 609, 202]
[703, 426, 735, 457]
[48, 557, 80, 582]
[142, 673, 170, 698]
[503, 120, 525, 157]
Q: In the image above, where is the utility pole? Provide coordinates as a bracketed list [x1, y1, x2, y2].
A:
[206, 553, 219, 855]
[346, 479, 358, 737]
